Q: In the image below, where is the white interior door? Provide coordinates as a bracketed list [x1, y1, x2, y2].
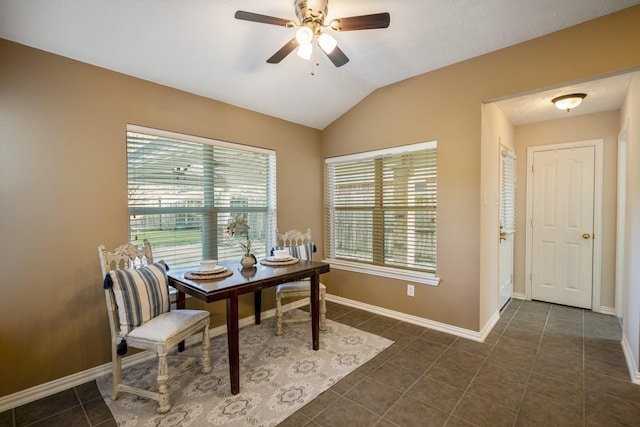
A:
[531, 146, 595, 308]
[499, 235, 514, 309]
[499, 149, 516, 310]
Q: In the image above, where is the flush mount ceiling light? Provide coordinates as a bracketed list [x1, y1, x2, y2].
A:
[551, 93, 587, 112]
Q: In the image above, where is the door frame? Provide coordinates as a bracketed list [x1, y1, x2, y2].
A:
[524, 139, 604, 312]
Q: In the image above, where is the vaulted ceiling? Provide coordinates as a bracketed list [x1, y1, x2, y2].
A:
[1, 0, 638, 129]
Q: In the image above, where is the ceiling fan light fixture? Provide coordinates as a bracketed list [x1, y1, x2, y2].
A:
[552, 93, 587, 112]
[234, 1, 390, 68]
[295, 26, 314, 45]
[297, 42, 313, 60]
[318, 33, 337, 54]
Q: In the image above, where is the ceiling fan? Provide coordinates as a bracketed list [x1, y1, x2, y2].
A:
[234, 0, 390, 67]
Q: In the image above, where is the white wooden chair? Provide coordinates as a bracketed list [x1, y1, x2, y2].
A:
[274, 229, 327, 336]
[98, 240, 211, 413]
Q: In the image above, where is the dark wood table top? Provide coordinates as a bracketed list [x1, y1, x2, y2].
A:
[168, 259, 330, 302]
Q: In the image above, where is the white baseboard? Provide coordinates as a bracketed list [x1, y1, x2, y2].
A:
[0, 295, 513, 412]
[0, 350, 145, 414]
[480, 310, 501, 341]
[326, 294, 488, 342]
[7, 292, 623, 413]
[621, 334, 640, 385]
[512, 292, 526, 300]
[599, 306, 616, 316]
[0, 303, 303, 413]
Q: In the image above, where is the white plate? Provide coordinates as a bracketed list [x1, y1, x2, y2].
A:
[191, 266, 226, 274]
[265, 256, 294, 262]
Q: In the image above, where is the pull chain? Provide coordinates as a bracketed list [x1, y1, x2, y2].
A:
[310, 43, 320, 75]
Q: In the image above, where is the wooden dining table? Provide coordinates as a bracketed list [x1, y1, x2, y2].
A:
[167, 259, 330, 395]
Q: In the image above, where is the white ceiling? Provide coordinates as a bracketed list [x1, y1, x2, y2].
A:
[1, 0, 638, 129]
[493, 72, 634, 125]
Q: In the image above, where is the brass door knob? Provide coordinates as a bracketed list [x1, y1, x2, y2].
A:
[582, 233, 591, 239]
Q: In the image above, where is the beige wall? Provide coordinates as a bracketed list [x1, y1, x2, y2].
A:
[321, 6, 640, 332]
[0, 39, 323, 396]
[512, 111, 621, 308]
[1, 5, 640, 398]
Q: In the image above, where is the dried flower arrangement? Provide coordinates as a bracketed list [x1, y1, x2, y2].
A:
[226, 213, 256, 265]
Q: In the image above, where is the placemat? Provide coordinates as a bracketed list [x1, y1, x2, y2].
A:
[260, 257, 299, 266]
[185, 269, 234, 280]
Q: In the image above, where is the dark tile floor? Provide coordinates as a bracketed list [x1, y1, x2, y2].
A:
[292, 299, 640, 426]
[2, 299, 639, 426]
[0, 381, 115, 427]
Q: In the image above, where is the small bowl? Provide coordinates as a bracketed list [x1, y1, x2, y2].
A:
[200, 260, 218, 270]
[273, 249, 289, 259]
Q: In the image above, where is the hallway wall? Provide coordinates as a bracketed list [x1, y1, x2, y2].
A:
[620, 72, 640, 380]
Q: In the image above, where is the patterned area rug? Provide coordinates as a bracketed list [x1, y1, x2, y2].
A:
[97, 311, 393, 426]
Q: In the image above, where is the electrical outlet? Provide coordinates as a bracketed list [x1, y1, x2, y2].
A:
[407, 284, 415, 297]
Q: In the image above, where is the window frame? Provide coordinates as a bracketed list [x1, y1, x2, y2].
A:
[126, 124, 277, 269]
[324, 141, 440, 286]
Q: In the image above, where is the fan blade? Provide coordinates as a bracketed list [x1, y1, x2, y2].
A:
[330, 12, 390, 31]
[234, 10, 294, 27]
[323, 44, 349, 67]
[267, 39, 299, 64]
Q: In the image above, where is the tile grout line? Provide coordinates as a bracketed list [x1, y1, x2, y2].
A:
[377, 332, 462, 425]
[325, 314, 462, 426]
[16, 302, 634, 427]
[436, 300, 525, 427]
[308, 312, 397, 426]
[582, 308, 586, 427]
[356, 319, 431, 426]
[73, 386, 92, 426]
[496, 301, 526, 427]
[507, 301, 552, 427]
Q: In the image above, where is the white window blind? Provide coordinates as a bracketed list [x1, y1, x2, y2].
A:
[127, 125, 277, 268]
[325, 141, 437, 273]
[501, 150, 517, 233]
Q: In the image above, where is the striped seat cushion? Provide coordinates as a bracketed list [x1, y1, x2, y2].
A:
[108, 260, 171, 336]
[273, 243, 316, 261]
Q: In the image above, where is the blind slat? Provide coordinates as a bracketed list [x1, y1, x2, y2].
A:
[501, 151, 517, 232]
[326, 143, 437, 273]
[127, 129, 277, 268]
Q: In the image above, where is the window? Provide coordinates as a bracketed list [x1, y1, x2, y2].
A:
[127, 125, 276, 268]
[325, 141, 438, 285]
[501, 149, 516, 233]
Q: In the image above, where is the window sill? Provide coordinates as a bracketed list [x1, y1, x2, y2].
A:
[322, 259, 440, 286]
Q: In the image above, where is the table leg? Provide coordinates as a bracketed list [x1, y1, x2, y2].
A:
[254, 290, 262, 324]
[176, 290, 186, 309]
[310, 271, 320, 351]
[177, 291, 186, 352]
[227, 292, 240, 395]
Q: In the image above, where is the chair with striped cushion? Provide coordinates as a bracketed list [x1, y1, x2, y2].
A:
[274, 229, 327, 336]
[98, 240, 211, 413]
